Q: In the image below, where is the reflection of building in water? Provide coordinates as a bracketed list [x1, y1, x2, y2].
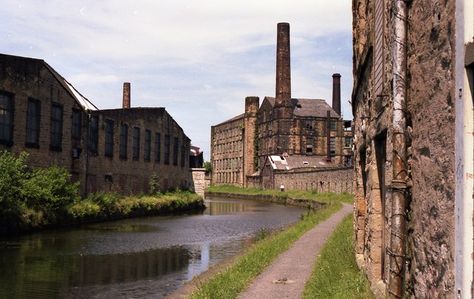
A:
[186, 242, 210, 280]
[206, 201, 248, 215]
[74, 246, 190, 285]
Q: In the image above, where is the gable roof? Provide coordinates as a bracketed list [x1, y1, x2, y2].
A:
[267, 155, 334, 170]
[262, 96, 339, 118]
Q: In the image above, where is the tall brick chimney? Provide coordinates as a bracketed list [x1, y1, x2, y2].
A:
[332, 73, 341, 116]
[123, 82, 131, 109]
[275, 22, 291, 106]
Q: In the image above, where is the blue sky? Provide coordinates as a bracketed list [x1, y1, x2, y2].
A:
[1, 0, 352, 160]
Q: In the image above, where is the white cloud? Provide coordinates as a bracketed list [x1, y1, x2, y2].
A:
[0, 0, 352, 159]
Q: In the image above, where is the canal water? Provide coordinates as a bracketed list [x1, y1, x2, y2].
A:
[0, 197, 305, 298]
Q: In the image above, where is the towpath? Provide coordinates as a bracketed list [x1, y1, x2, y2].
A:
[238, 203, 352, 299]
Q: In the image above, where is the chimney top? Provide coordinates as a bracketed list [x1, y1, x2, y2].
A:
[123, 82, 131, 109]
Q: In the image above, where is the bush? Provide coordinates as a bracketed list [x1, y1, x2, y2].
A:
[68, 199, 101, 219]
[0, 151, 28, 219]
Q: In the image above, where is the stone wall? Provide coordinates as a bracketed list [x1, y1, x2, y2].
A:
[191, 168, 209, 197]
[273, 167, 353, 193]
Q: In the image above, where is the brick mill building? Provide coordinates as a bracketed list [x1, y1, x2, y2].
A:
[0, 53, 192, 195]
[352, 0, 474, 298]
[210, 23, 353, 190]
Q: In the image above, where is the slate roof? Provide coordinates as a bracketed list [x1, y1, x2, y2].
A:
[264, 97, 340, 118]
[213, 113, 245, 127]
[267, 155, 334, 170]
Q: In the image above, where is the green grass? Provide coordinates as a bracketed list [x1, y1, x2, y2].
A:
[303, 215, 374, 299]
[206, 184, 353, 204]
[190, 200, 344, 299]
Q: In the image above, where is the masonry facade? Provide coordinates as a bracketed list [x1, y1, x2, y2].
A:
[352, 1, 474, 298]
[0, 53, 192, 195]
[210, 23, 352, 188]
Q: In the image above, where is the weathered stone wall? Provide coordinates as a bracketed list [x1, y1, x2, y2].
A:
[406, 1, 456, 296]
[88, 108, 191, 195]
[191, 168, 208, 197]
[352, 0, 456, 297]
[273, 167, 353, 193]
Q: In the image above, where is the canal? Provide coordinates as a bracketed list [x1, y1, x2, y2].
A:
[0, 197, 305, 298]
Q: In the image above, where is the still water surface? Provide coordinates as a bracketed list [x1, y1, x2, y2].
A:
[0, 198, 305, 298]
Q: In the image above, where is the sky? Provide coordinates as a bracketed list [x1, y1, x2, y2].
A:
[1, 0, 353, 160]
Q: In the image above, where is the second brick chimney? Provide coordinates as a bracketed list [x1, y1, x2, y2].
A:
[275, 22, 291, 106]
[332, 73, 341, 116]
[123, 82, 131, 109]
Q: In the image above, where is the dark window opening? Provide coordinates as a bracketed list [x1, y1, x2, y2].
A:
[330, 137, 336, 155]
[0, 92, 14, 146]
[173, 137, 179, 166]
[104, 119, 114, 157]
[344, 136, 353, 148]
[181, 140, 186, 167]
[330, 120, 337, 131]
[71, 109, 82, 140]
[120, 124, 128, 160]
[155, 132, 161, 163]
[88, 116, 98, 154]
[164, 134, 170, 165]
[375, 131, 387, 281]
[306, 145, 313, 154]
[132, 127, 140, 161]
[50, 103, 63, 151]
[144, 129, 151, 162]
[26, 98, 41, 148]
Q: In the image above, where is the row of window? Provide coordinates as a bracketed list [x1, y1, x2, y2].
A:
[213, 157, 242, 172]
[213, 140, 243, 155]
[214, 171, 241, 184]
[89, 117, 187, 167]
[0, 93, 79, 151]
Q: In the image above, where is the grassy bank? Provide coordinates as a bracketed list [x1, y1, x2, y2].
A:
[303, 215, 374, 299]
[190, 196, 344, 299]
[206, 184, 353, 204]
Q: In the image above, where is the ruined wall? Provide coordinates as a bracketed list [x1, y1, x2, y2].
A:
[406, 1, 456, 296]
[191, 168, 208, 197]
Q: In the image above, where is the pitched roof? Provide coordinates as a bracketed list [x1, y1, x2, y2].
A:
[263, 96, 340, 118]
[213, 113, 245, 127]
[267, 155, 335, 170]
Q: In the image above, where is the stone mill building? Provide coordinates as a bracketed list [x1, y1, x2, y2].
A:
[210, 23, 353, 191]
[0, 53, 193, 195]
[352, 0, 474, 298]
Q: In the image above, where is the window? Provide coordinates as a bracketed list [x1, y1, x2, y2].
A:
[26, 98, 41, 148]
[181, 139, 186, 167]
[330, 120, 337, 131]
[164, 134, 170, 165]
[50, 103, 63, 151]
[120, 124, 128, 159]
[104, 119, 114, 157]
[306, 121, 313, 130]
[344, 136, 353, 148]
[173, 137, 179, 166]
[71, 109, 82, 140]
[0, 92, 13, 145]
[155, 132, 161, 162]
[144, 129, 151, 162]
[88, 115, 98, 153]
[132, 127, 140, 161]
[306, 145, 313, 154]
[330, 137, 336, 156]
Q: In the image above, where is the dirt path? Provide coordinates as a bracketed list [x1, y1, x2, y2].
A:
[238, 203, 352, 299]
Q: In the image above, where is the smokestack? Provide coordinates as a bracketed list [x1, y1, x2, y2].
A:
[275, 22, 291, 105]
[122, 82, 131, 109]
[332, 73, 341, 115]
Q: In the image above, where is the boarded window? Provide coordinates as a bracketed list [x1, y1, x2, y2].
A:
[71, 109, 82, 140]
[330, 137, 336, 155]
[120, 124, 128, 159]
[181, 139, 186, 167]
[132, 127, 140, 161]
[164, 134, 170, 165]
[144, 129, 151, 162]
[0, 92, 13, 145]
[26, 98, 41, 147]
[374, 0, 385, 96]
[173, 137, 179, 166]
[104, 119, 114, 157]
[88, 116, 98, 153]
[50, 103, 63, 151]
[155, 132, 161, 163]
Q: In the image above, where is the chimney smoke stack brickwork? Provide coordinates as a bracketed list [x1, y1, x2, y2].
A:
[275, 22, 291, 106]
[123, 82, 131, 109]
[332, 73, 341, 116]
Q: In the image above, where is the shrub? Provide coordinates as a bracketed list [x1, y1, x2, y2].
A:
[0, 151, 28, 219]
[68, 199, 101, 219]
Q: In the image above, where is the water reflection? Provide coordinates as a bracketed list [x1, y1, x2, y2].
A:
[0, 198, 304, 298]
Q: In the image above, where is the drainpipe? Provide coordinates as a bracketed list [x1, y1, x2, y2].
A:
[388, 0, 408, 298]
[455, 0, 474, 297]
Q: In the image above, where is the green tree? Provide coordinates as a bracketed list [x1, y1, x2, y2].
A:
[203, 161, 212, 174]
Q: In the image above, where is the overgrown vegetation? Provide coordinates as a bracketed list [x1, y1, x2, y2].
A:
[190, 194, 347, 299]
[0, 151, 204, 235]
[206, 184, 353, 204]
[303, 215, 374, 299]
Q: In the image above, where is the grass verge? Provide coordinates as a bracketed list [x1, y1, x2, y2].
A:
[190, 199, 343, 299]
[206, 184, 353, 204]
[303, 215, 374, 299]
